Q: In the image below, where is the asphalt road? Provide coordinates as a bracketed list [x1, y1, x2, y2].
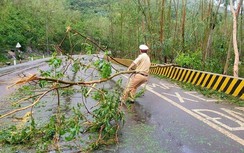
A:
[111, 64, 244, 153]
[0, 56, 243, 153]
[0, 58, 49, 102]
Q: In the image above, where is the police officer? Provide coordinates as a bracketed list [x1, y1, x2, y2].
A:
[121, 44, 151, 103]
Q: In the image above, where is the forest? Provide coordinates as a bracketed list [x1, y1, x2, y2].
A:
[0, 0, 243, 77]
[0, 0, 243, 152]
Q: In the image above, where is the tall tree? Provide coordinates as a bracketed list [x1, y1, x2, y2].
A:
[172, 0, 180, 53]
[223, 31, 233, 75]
[181, 0, 187, 51]
[240, 2, 243, 60]
[203, 0, 221, 61]
[230, 0, 243, 77]
[159, 0, 165, 63]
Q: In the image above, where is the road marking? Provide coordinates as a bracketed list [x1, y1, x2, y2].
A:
[0, 62, 46, 78]
[122, 75, 244, 146]
[236, 107, 244, 111]
[147, 83, 169, 89]
[184, 91, 209, 101]
[185, 91, 220, 102]
[193, 109, 244, 131]
[147, 87, 244, 146]
[221, 108, 244, 122]
[147, 81, 179, 90]
[175, 92, 184, 103]
[161, 92, 199, 102]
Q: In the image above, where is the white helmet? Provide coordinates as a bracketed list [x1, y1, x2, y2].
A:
[139, 44, 149, 50]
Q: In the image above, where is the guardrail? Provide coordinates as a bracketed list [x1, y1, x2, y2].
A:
[108, 57, 244, 100]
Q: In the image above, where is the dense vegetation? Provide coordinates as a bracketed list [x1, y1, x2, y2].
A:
[0, 0, 243, 152]
[0, 0, 243, 77]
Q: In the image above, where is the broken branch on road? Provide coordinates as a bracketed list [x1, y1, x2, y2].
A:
[8, 70, 136, 88]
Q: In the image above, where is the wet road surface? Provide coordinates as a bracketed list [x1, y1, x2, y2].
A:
[0, 58, 49, 99]
[0, 56, 243, 153]
[109, 64, 244, 153]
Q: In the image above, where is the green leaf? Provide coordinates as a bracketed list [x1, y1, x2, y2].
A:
[39, 80, 47, 88]
[72, 61, 81, 73]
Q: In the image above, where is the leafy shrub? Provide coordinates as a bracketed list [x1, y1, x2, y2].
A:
[204, 58, 223, 74]
[0, 54, 8, 62]
[175, 50, 202, 70]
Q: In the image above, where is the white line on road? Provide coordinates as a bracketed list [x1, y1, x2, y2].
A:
[236, 107, 244, 111]
[185, 91, 220, 102]
[147, 86, 244, 146]
[122, 75, 244, 146]
[193, 109, 244, 131]
[175, 92, 184, 103]
[161, 92, 199, 102]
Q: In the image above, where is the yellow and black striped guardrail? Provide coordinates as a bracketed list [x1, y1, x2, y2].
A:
[150, 65, 244, 100]
[108, 57, 244, 100]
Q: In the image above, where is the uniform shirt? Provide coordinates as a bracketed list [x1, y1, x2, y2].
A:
[133, 53, 151, 74]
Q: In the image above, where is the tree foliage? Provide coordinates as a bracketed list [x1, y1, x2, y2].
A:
[0, 0, 81, 53]
[0, 0, 243, 73]
[0, 0, 243, 151]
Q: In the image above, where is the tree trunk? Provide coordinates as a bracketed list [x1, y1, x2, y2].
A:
[181, 0, 187, 51]
[137, 0, 148, 43]
[137, 0, 153, 54]
[223, 33, 233, 75]
[160, 0, 165, 45]
[204, 0, 221, 60]
[230, 0, 242, 77]
[224, 0, 228, 34]
[173, 0, 179, 55]
[202, 0, 213, 62]
[108, 4, 115, 56]
[120, 10, 124, 54]
[239, 2, 243, 62]
[160, 0, 165, 63]
[145, 0, 155, 60]
[167, 0, 172, 37]
[201, 0, 204, 21]
[168, 0, 173, 61]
